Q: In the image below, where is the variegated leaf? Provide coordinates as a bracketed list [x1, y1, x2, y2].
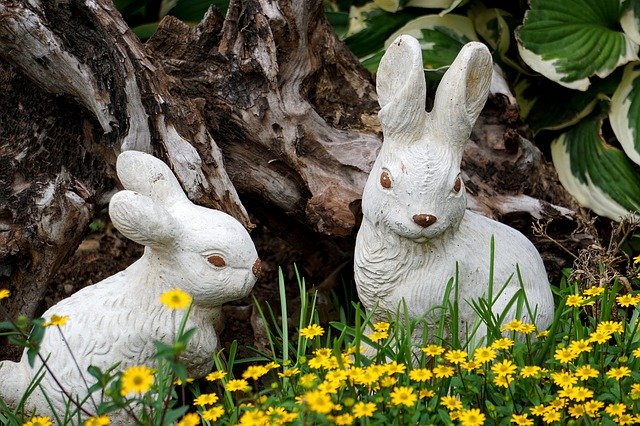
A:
[406, 0, 467, 15]
[621, 0, 640, 44]
[551, 118, 640, 220]
[516, 0, 638, 91]
[374, 0, 408, 13]
[610, 61, 640, 165]
[384, 14, 477, 71]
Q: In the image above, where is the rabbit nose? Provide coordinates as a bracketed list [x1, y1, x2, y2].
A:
[252, 258, 262, 279]
[413, 214, 437, 228]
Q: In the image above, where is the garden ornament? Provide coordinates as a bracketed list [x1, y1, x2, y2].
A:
[354, 35, 554, 347]
[0, 150, 261, 417]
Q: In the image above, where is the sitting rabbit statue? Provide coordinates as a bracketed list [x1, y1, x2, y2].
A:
[0, 151, 261, 419]
[354, 35, 554, 347]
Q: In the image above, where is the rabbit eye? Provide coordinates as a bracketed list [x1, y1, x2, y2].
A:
[453, 175, 463, 193]
[207, 255, 226, 267]
[380, 170, 392, 189]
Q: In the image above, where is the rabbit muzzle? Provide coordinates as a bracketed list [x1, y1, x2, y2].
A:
[412, 214, 437, 228]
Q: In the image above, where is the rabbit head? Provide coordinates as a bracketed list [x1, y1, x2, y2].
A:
[362, 35, 492, 242]
[109, 151, 260, 306]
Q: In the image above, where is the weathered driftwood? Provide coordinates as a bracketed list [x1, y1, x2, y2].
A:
[0, 151, 260, 420]
[0, 0, 576, 359]
[354, 36, 554, 347]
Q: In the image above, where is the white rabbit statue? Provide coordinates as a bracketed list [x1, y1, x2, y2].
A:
[0, 151, 261, 418]
[354, 35, 554, 347]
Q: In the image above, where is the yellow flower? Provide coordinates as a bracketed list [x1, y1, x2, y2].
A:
[23, 417, 52, 426]
[458, 408, 485, 426]
[634, 254, 640, 264]
[303, 390, 334, 414]
[530, 405, 548, 416]
[225, 379, 250, 392]
[542, 410, 561, 423]
[242, 365, 269, 380]
[0, 288, 9, 300]
[44, 314, 69, 327]
[548, 398, 567, 410]
[408, 368, 432, 382]
[202, 406, 224, 421]
[566, 294, 585, 307]
[379, 375, 397, 387]
[384, 361, 406, 375]
[491, 338, 514, 350]
[299, 324, 324, 339]
[299, 373, 317, 388]
[193, 392, 218, 406]
[519, 365, 541, 378]
[444, 349, 467, 364]
[510, 413, 533, 425]
[630, 383, 640, 399]
[278, 367, 300, 378]
[173, 377, 194, 386]
[440, 395, 463, 411]
[159, 288, 192, 310]
[176, 413, 200, 426]
[617, 294, 640, 307]
[616, 414, 636, 425]
[433, 365, 455, 378]
[419, 389, 435, 399]
[120, 365, 154, 396]
[206, 370, 226, 381]
[633, 347, 640, 358]
[606, 366, 631, 380]
[583, 400, 604, 417]
[568, 339, 591, 354]
[390, 386, 416, 407]
[492, 359, 516, 377]
[237, 410, 269, 426]
[518, 323, 537, 334]
[372, 321, 390, 332]
[352, 401, 376, 418]
[461, 360, 481, 372]
[493, 374, 513, 388]
[368, 330, 388, 341]
[574, 365, 599, 380]
[502, 319, 524, 332]
[583, 286, 604, 297]
[554, 347, 578, 363]
[421, 344, 445, 356]
[84, 416, 110, 426]
[605, 403, 626, 417]
[551, 371, 577, 388]
[473, 347, 496, 363]
[568, 404, 585, 418]
[537, 330, 549, 338]
[597, 321, 623, 334]
[568, 386, 593, 402]
[334, 413, 354, 425]
[589, 330, 612, 344]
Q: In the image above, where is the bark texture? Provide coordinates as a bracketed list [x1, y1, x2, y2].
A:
[1, 0, 580, 360]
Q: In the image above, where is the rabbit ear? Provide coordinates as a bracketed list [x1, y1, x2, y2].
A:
[377, 35, 427, 141]
[431, 42, 492, 160]
[109, 190, 179, 248]
[116, 150, 188, 206]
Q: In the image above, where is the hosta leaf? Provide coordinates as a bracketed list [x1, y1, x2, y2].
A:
[610, 61, 640, 165]
[515, 75, 619, 133]
[384, 14, 477, 71]
[551, 118, 640, 220]
[374, 0, 409, 13]
[406, 0, 468, 15]
[516, 0, 639, 91]
[621, 0, 640, 44]
[345, 4, 416, 57]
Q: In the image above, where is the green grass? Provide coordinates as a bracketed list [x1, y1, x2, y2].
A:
[2, 258, 640, 425]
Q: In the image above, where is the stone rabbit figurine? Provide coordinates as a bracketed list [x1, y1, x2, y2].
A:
[0, 151, 261, 417]
[354, 35, 554, 347]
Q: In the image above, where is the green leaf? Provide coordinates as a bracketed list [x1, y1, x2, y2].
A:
[344, 4, 416, 57]
[131, 22, 160, 40]
[610, 61, 640, 165]
[384, 14, 477, 71]
[325, 10, 350, 39]
[621, 0, 640, 44]
[551, 118, 640, 220]
[516, 0, 639, 91]
[515, 76, 616, 133]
